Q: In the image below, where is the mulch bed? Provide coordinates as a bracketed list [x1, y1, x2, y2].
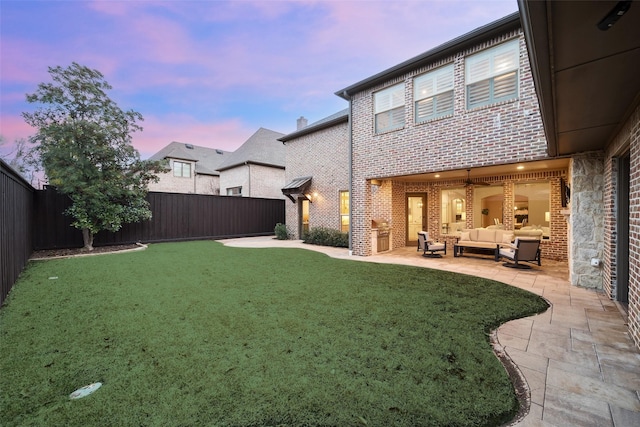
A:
[30, 244, 142, 260]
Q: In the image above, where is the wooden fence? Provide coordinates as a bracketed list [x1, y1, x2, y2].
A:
[1, 160, 34, 306]
[1, 181, 285, 306]
[33, 188, 285, 249]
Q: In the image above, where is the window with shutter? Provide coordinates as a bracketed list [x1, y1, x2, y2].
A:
[414, 64, 454, 122]
[465, 39, 519, 109]
[374, 83, 404, 133]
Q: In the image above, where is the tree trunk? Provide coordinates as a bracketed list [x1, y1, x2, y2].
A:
[82, 228, 94, 250]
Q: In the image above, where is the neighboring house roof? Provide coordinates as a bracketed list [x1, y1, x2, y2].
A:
[278, 109, 349, 142]
[335, 12, 520, 99]
[217, 127, 286, 171]
[148, 142, 231, 176]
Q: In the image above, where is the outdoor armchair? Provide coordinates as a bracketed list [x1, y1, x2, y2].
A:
[417, 231, 447, 258]
[498, 238, 541, 269]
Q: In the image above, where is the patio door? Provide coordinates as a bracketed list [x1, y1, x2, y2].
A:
[407, 193, 427, 246]
[617, 153, 630, 305]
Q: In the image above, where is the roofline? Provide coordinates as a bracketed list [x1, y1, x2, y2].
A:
[335, 11, 521, 99]
[217, 161, 286, 172]
[278, 112, 349, 142]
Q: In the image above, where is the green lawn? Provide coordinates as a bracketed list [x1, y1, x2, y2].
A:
[0, 240, 548, 427]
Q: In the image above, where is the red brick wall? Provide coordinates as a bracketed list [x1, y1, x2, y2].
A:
[350, 29, 548, 256]
[605, 103, 640, 349]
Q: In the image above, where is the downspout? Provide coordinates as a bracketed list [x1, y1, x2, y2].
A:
[343, 90, 353, 256]
[246, 161, 250, 196]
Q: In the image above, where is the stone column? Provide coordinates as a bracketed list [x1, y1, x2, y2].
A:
[569, 153, 605, 288]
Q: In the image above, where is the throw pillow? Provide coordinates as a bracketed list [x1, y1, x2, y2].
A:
[460, 231, 470, 241]
[502, 233, 513, 244]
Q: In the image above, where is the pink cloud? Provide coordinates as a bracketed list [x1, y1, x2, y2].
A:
[132, 114, 255, 158]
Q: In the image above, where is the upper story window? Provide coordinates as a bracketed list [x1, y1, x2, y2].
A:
[414, 64, 454, 122]
[465, 39, 519, 109]
[226, 186, 242, 196]
[173, 160, 191, 178]
[374, 83, 404, 133]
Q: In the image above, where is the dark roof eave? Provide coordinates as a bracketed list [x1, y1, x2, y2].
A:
[278, 113, 349, 142]
[217, 161, 286, 172]
[335, 12, 521, 99]
[518, 0, 558, 157]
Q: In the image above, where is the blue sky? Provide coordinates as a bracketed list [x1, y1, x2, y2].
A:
[1, 0, 518, 158]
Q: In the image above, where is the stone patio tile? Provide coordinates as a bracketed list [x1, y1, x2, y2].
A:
[528, 336, 599, 369]
[547, 366, 640, 412]
[589, 319, 632, 336]
[530, 318, 571, 338]
[571, 328, 635, 351]
[505, 347, 549, 373]
[498, 332, 530, 351]
[548, 357, 603, 381]
[500, 318, 534, 337]
[610, 404, 640, 427]
[521, 366, 546, 405]
[543, 385, 613, 426]
[601, 361, 640, 391]
[586, 308, 628, 325]
[550, 309, 589, 330]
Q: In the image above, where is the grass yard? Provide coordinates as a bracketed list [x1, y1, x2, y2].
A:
[0, 240, 548, 427]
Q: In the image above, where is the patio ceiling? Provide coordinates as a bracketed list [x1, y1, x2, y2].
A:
[518, 0, 640, 157]
[388, 158, 569, 183]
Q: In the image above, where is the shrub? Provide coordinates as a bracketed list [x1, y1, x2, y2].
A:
[274, 223, 289, 240]
[302, 227, 349, 248]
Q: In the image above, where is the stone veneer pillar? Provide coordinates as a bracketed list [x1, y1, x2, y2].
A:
[569, 153, 605, 288]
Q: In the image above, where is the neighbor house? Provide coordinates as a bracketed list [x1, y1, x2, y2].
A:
[217, 127, 286, 199]
[148, 142, 230, 195]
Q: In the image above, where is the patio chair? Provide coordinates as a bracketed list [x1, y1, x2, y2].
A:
[498, 238, 541, 269]
[417, 231, 446, 258]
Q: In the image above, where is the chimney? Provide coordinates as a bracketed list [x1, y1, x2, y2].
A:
[296, 116, 308, 130]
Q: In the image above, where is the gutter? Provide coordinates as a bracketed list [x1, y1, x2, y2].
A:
[335, 12, 520, 99]
[343, 90, 353, 256]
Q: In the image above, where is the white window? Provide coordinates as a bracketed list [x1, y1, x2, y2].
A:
[226, 186, 242, 196]
[414, 64, 454, 122]
[466, 39, 519, 109]
[374, 83, 404, 133]
[173, 161, 191, 177]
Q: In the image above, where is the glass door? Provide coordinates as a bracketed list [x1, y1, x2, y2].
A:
[407, 194, 427, 246]
[299, 199, 310, 237]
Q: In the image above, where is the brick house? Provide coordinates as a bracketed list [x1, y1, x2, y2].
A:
[217, 127, 286, 199]
[148, 142, 230, 195]
[280, 3, 639, 349]
[519, 0, 640, 347]
[279, 110, 349, 238]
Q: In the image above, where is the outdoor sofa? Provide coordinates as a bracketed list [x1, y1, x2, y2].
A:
[453, 228, 514, 260]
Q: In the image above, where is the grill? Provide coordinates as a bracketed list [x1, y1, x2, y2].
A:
[372, 219, 390, 252]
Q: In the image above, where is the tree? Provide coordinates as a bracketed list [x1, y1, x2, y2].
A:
[1, 136, 39, 185]
[23, 63, 163, 250]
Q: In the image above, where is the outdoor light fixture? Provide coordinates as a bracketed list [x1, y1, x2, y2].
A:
[597, 1, 631, 31]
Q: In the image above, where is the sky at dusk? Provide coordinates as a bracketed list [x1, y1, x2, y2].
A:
[1, 0, 518, 159]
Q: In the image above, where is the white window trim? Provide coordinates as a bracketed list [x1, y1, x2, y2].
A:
[465, 39, 519, 109]
[173, 160, 191, 178]
[374, 83, 405, 133]
[414, 64, 454, 122]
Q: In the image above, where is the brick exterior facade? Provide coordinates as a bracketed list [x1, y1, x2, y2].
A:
[283, 121, 349, 239]
[148, 159, 219, 195]
[349, 30, 553, 257]
[604, 103, 640, 348]
[220, 164, 286, 199]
